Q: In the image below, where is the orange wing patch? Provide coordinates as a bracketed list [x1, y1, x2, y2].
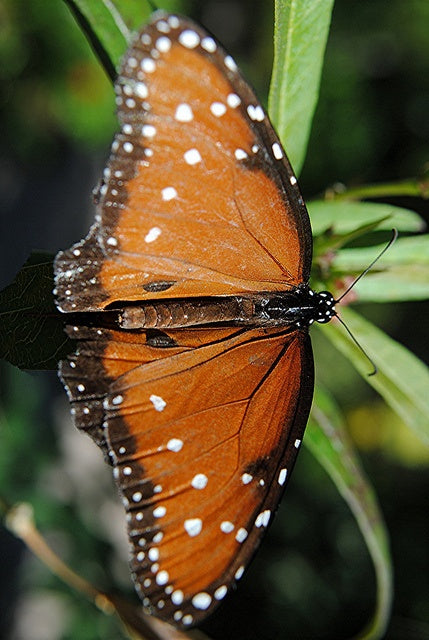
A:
[60, 324, 313, 626]
[54, 13, 312, 313]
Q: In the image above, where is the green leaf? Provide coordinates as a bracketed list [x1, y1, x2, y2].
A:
[321, 307, 429, 446]
[309, 200, 425, 236]
[335, 235, 429, 269]
[331, 235, 429, 301]
[342, 265, 429, 302]
[269, 0, 335, 174]
[63, 0, 133, 77]
[63, 1, 187, 77]
[0, 254, 72, 370]
[307, 387, 393, 640]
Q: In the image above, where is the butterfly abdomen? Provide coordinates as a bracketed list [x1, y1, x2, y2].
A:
[118, 297, 248, 328]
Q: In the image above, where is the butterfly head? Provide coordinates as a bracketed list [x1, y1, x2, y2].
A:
[313, 290, 336, 324]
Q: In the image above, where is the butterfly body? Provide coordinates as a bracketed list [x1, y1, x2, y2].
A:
[54, 11, 335, 628]
[114, 286, 335, 330]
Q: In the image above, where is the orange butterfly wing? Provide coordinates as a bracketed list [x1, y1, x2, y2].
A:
[55, 10, 317, 628]
[59, 323, 313, 626]
[54, 12, 312, 313]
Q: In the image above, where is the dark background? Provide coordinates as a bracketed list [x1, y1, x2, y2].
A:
[1, 1, 428, 639]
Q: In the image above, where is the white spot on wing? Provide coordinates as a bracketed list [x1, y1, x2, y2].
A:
[167, 438, 183, 452]
[227, 93, 241, 108]
[192, 592, 212, 610]
[153, 506, 166, 518]
[172, 590, 184, 605]
[235, 148, 248, 160]
[179, 30, 200, 49]
[144, 227, 162, 243]
[191, 473, 208, 490]
[247, 104, 265, 121]
[184, 148, 202, 165]
[156, 570, 169, 585]
[142, 124, 156, 138]
[255, 509, 271, 528]
[175, 103, 194, 122]
[148, 548, 159, 561]
[135, 82, 148, 98]
[235, 528, 248, 543]
[278, 468, 287, 485]
[235, 566, 245, 580]
[225, 55, 237, 71]
[156, 20, 170, 33]
[210, 101, 226, 117]
[168, 16, 180, 29]
[214, 585, 227, 600]
[162, 186, 177, 201]
[272, 142, 283, 159]
[141, 58, 156, 73]
[201, 37, 216, 52]
[149, 393, 166, 410]
[156, 36, 171, 52]
[184, 518, 202, 537]
[220, 521, 234, 533]
[241, 473, 253, 485]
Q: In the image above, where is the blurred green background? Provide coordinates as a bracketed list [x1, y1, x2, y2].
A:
[0, 1, 428, 639]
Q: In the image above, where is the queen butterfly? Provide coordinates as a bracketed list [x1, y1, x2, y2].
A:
[54, 11, 337, 628]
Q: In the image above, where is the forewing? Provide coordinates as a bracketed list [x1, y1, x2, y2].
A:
[54, 11, 312, 312]
[59, 325, 314, 627]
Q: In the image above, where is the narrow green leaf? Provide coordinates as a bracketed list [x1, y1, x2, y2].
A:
[331, 236, 429, 301]
[322, 308, 429, 445]
[64, 1, 188, 76]
[63, 0, 134, 74]
[313, 217, 393, 260]
[340, 265, 429, 302]
[0, 254, 72, 370]
[309, 200, 424, 236]
[307, 387, 393, 640]
[269, 0, 334, 174]
[335, 235, 429, 269]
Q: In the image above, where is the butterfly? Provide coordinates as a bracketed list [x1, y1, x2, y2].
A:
[54, 11, 336, 628]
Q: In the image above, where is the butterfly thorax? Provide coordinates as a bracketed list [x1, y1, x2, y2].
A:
[256, 286, 336, 328]
[117, 285, 335, 330]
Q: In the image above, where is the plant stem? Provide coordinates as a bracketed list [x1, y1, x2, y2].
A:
[324, 176, 429, 201]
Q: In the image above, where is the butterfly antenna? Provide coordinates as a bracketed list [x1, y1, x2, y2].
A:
[335, 228, 398, 303]
[333, 313, 377, 376]
[333, 229, 398, 376]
